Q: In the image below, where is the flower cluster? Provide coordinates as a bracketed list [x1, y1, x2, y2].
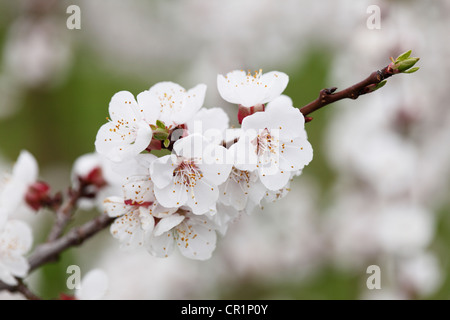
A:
[95, 70, 313, 260]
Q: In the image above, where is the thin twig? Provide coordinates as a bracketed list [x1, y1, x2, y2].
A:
[15, 281, 42, 300]
[299, 66, 394, 120]
[46, 188, 80, 242]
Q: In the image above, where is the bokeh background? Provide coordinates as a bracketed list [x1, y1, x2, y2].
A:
[1, 0, 449, 299]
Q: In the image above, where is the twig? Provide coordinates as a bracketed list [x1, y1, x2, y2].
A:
[15, 281, 42, 300]
[46, 187, 80, 242]
[299, 66, 394, 121]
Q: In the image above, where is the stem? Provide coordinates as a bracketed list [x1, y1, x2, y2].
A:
[46, 188, 80, 242]
[15, 281, 42, 300]
[299, 65, 394, 120]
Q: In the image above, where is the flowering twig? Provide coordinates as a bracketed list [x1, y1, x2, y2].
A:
[300, 50, 420, 122]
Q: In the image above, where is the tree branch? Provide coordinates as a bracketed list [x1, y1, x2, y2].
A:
[0, 213, 114, 294]
[299, 65, 395, 121]
[46, 188, 80, 242]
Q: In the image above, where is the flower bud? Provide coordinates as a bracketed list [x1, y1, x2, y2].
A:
[24, 181, 51, 211]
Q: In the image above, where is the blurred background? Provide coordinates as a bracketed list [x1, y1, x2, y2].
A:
[1, 0, 449, 299]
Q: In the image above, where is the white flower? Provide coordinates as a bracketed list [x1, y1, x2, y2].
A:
[218, 166, 266, 213]
[75, 269, 109, 300]
[145, 207, 217, 260]
[137, 82, 207, 127]
[95, 91, 153, 162]
[150, 134, 232, 215]
[217, 69, 288, 107]
[104, 177, 158, 249]
[0, 220, 33, 286]
[0, 150, 38, 215]
[233, 96, 313, 190]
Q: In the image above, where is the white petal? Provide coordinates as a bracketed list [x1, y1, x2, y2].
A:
[219, 178, 248, 211]
[145, 231, 175, 258]
[0, 267, 18, 286]
[279, 138, 313, 171]
[186, 107, 229, 143]
[198, 145, 233, 186]
[147, 82, 192, 125]
[154, 179, 188, 208]
[175, 218, 216, 260]
[0, 180, 26, 217]
[173, 134, 206, 160]
[12, 150, 38, 185]
[259, 169, 291, 191]
[259, 71, 289, 103]
[103, 196, 129, 218]
[186, 179, 219, 215]
[245, 178, 267, 213]
[154, 214, 185, 236]
[136, 90, 160, 124]
[172, 84, 207, 125]
[108, 91, 141, 123]
[0, 208, 7, 230]
[95, 120, 151, 162]
[149, 155, 176, 189]
[150, 202, 178, 219]
[1, 220, 33, 255]
[230, 136, 258, 171]
[265, 94, 293, 110]
[110, 212, 145, 248]
[122, 178, 154, 204]
[217, 71, 245, 105]
[138, 206, 155, 232]
[1, 255, 29, 278]
[76, 269, 109, 300]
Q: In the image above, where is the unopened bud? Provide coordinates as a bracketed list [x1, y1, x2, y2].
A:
[85, 167, 107, 189]
[25, 181, 51, 211]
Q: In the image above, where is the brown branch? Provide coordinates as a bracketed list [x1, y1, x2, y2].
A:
[46, 188, 80, 242]
[0, 213, 114, 295]
[299, 65, 395, 121]
[15, 281, 42, 300]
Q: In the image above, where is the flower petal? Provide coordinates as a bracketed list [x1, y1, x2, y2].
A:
[110, 211, 145, 248]
[172, 84, 207, 125]
[150, 155, 177, 189]
[138, 206, 155, 232]
[154, 214, 185, 236]
[186, 179, 219, 215]
[103, 196, 129, 218]
[154, 181, 188, 209]
[145, 231, 175, 258]
[279, 138, 313, 171]
[108, 91, 141, 123]
[175, 217, 217, 260]
[259, 169, 291, 191]
[12, 150, 38, 185]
